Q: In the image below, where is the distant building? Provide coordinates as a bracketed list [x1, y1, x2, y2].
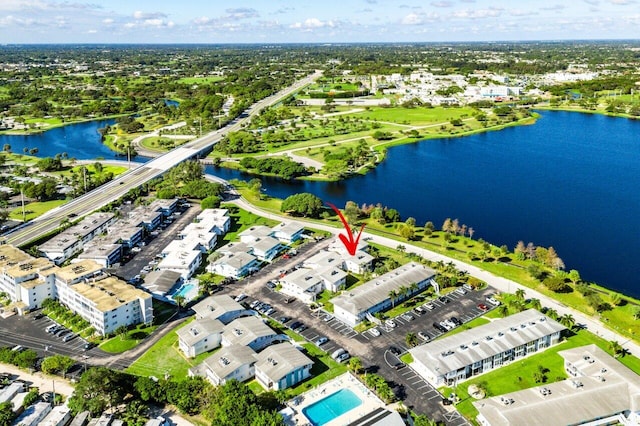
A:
[279, 268, 324, 304]
[255, 342, 313, 390]
[207, 252, 260, 279]
[474, 344, 640, 426]
[410, 309, 565, 387]
[271, 222, 305, 243]
[331, 262, 436, 327]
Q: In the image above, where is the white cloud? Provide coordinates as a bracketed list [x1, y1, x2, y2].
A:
[431, 1, 453, 7]
[401, 11, 439, 25]
[87, 29, 97, 33]
[509, 9, 538, 16]
[290, 18, 337, 30]
[225, 7, 259, 20]
[452, 7, 503, 19]
[133, 11, 167, 20]
[0, 0, 101, 11]
[102, 18, 114, 25]
[609, 0, 635, 4]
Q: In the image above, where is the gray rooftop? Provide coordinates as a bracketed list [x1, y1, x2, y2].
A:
[239, 225, 273, 240]
[255, 342, 313, 382]
[331, 262, 435, 315]
[222, 316, 277, 347]
[247, 236, 281, 253]
[203, 344, 257, 380]
[473, 344, 640, 426]
[40, 212, 115, 253]
[141, 270, 182, 295]
[210, 251, 257, 270]
[176, 317, 225, 347]
[282, 268, 323, 292]
[192, 295, 245, 320]
[410, 309, 566, 375]
[272, 222, 304, 237]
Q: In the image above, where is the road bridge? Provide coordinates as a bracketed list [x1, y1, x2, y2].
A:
[2, 71, 321, 247]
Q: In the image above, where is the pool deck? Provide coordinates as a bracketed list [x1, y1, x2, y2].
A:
[288, 373, 386, 426]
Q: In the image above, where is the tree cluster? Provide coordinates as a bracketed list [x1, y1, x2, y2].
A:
[280, 193, 323, 218]
[0, 346, 38, 370]
[240, 157, 308, 180]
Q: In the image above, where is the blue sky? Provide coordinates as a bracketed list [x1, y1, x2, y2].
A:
[1, 0, 639, 43]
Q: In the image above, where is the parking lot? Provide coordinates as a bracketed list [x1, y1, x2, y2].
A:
[0, 311, 104, 362]
[226, 244, 495, 425]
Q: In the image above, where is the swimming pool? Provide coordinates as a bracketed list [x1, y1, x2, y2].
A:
[302, 389, 362, 426]
[170, 282, 198, 302]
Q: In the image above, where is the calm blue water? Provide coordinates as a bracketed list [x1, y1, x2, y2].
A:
[207, 111, 640, 297]
[171, 283, 196, 299]
[302, 388, 362, 426]
[0, 119, 150, 161]
[3, 112, 638, 296]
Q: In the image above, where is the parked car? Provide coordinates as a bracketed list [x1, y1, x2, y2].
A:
[401, 313, 414, 322]
[249, 300, 262, 309]
[266, 281, 277, 290]
[424, 303, 436, 310]
[388, 346, 402, 356]
[336, 352, 351, 363]
[439, 296, 450, 304]
[433, 322, 447, 333]
[450, 317, 462, 326]
[331, 348, 346, 360]
[284, 296, 296, 304]
[385, 319, 397, 328]
[486, 296, 501, 306]
[83, 342, 95, 350]
[62, 333, 76, 342]
[392, 361, 405, 370]
[11, 345, 24, 352]
[323, 314, 334, 322]
[369, 328, 381, 337]
[45, 324, 58, 333]
[278, 316, 291, 323]
[32, 313, 44, 320]
[455, 288, 467, 295]
[413, 307, 425, 316]
[477, 303, 489, 311]
[418, 331, 431, 341]
[463, 283, 473, 291]
[315, 337, 329, 346]
[234, 293, 248, 302]
[297, 324, 308, 332]
[289, 321, 302, 331]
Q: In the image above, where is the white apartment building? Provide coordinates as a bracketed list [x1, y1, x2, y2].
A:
[177, 317, 225, 357]
[254, 342, 313, 391]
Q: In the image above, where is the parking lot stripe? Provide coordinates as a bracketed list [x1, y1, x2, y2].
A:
[428, 393, 441, 400]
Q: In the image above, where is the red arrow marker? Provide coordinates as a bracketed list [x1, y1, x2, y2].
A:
[326, 202, 366, 256]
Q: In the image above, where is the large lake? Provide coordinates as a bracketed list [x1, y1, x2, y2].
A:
[208, 111, 640, 297]
[1, 111, 638, 296]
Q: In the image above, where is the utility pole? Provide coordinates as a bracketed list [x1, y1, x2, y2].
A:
[20, 187, 25, 222]
[82, 167, 87, 193]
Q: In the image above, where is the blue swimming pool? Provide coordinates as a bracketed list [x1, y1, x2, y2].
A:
[169, 282, 198, 302]
[302, 389, 362, 426]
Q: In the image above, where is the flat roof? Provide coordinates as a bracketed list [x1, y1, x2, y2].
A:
[0, 245, 36, 269]
[255, 342, 312, 382]
[39, 212, 115, 252]
[272, 221, 304, 236]
[78, 243, 121, 260]
[331, 262, 435, 315]
[217, 241, 250, 254]
[222, 316, 276, 347]
[176, 317, 225, 346]
[6, 257, 53, 278]
[410, 310, 566, 375]
[141, 270, 181, 294]
[473, 344, 640, 426]
[247, 236, 280, 253]
[158, 249, 200, 269]
[55, 259, 104, 282]
[203, 344, 256, 380]
[304, 250, 344, 269]
[72, 276, 149, 312]
[239, 225, 273, 240]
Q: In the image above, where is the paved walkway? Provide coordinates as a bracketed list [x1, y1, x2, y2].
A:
[226, 194, 640, 357]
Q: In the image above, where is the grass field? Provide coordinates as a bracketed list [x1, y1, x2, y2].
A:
[9, 199, 67, 221]
[177, 76, 225, 84]
[126, 318, 212, 379]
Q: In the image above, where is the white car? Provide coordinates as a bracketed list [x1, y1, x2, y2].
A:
[234, 293, 248, 302]
[369, 328, 381, 337]
[486, 296, 501, 306]
[385, 319, 397, 328]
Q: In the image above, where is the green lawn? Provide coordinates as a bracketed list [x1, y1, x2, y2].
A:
[285, 343, 348, 397]
[439, 316, 491, 338]
[177, 76, 225, 84]
[9, 199, 67, 221]
[344, 106, 477, 126]
[219, 203, 280, 245]
[126, 318, 212, 379]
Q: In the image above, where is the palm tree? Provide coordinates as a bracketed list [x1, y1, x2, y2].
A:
[559, 313, 575, 330]
[348, 357, 363, 374]
[515, 288, 526, 301]
[406, 332, 419, 347]
[529, 298, 542, 311]
[174, 295, 185, 311]
[497, 304, 510, 318]
[409, 282, 419, 296]
[388, 290, 398, 308]
[609, 340, 624, 358]
[398, 286, 409, 301]
[121, 400, 148, 426]
[545, 308, 559, 320]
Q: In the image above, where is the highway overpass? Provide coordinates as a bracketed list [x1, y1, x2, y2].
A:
[2, 71, 321, 248]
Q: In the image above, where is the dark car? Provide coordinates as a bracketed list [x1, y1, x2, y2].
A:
[83, 342, 95, 350]
[289, 321, 302, 330]
[433, 322, 447, 333]
[389, 346, 402, 356]
[392, 361, 405, 370]
[266, 281, 277, 289]
[32, 313, 44, 320]
[439, 296, 450, 304]
[450, 317, 462, 326]
[297, 324, 308, 333]
[278, 316, 291, 323]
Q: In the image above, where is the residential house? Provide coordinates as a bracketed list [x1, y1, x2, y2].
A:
[255, 342, 313, 390]
[221, 316, 284, 351]
[198, 344, 257, 385]
[177, 317, 225, 357]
